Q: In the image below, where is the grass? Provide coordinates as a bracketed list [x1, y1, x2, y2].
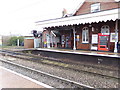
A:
[41, 60, 69, 67]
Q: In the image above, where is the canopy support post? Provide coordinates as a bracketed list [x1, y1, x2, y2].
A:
[73, 26, 76, 50]
[114, 19, 118, 53]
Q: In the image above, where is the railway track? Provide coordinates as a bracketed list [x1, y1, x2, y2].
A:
[0, 58, 94, 89]
[0, 49, 119, 88]
[0, 50, 119, 79]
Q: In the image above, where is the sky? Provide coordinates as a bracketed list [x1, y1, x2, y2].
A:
[0, 0, 83, 36]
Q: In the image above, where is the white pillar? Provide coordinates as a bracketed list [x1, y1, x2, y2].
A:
[17, 39, 19, 47]
[114, 20, 118, 53]
[34, 38, 36, 48]
[73, 27, 76, 50]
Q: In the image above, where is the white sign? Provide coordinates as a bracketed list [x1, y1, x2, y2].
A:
[110, 33, 118, 42]
[92, 34, 98, 44]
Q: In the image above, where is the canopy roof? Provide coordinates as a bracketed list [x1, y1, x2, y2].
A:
[36, 8, 120, 28]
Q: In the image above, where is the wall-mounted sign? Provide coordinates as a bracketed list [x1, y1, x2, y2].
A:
[110, 33, 118, 42]
[92, 34, 98, 44]
[76, 35, 80, 41]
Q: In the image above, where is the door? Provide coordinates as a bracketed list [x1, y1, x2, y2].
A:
[98, 33, 109, 51]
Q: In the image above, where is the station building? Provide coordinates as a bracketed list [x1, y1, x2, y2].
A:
[36, 0, 120, 52]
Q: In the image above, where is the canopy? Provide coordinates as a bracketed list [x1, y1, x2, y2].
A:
[36, 8, 120, 28]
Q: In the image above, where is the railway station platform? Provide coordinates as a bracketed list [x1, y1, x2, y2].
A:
[9, 47, 120, 58]
[0, 66, 52, 89]
[2, 46, 120, 58]
[2, 47, 120, 66]
[36, 48, 120, 58]
[32, 48, 120, 67]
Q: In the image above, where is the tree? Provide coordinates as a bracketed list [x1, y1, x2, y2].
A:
[8, 36, 24, 46]
[2, 36, 12, 46]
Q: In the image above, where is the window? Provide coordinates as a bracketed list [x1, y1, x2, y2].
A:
[91, 3, 100, 13]
[82, 27, 89, 43]
[101, 25, 110, 34]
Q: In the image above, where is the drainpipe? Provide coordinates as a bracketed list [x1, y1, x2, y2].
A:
[114, 19, 118, 53]
[73, 26, 76, 50]
[51, 32, 53, 48]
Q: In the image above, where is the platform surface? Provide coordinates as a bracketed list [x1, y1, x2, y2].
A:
[2, 47, 120, 58]
[0, 66, 52, 89]
[37, 48, 120, 58]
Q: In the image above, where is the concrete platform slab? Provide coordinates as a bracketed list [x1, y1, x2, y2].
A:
[37, 48, 120, 58]
[0, 66, 52, 89]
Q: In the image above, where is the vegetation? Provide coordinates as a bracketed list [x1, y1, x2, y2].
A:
[8, 36, 24, 46]
[18, 36, 24, 46]
[2, 36, 11, 46]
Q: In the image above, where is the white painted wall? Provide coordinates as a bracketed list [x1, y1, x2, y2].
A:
[0, 36, 2, 46]
[34, 38, 40, 48]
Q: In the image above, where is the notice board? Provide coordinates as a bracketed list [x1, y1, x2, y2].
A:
[92, 34, 98, 44]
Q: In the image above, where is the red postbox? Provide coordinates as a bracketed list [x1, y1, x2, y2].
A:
[98, 33, 110, 51]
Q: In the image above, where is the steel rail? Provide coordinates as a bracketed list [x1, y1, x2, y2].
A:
[0, 58, 95, 89]
[0, 50, 119, 79]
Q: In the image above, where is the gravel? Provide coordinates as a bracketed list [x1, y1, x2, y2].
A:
[0, 55, 119, 88]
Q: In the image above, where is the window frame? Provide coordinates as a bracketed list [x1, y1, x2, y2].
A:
[82, 27, 89, 43]
[101, 25, 110, 34]
[91, 3, 100, 13]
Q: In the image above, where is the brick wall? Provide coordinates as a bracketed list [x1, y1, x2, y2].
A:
[74, 0, 119, 15]
[75, 21, 117, 51]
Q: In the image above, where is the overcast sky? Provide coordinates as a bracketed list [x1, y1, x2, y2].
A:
[0, 0, 83, 36]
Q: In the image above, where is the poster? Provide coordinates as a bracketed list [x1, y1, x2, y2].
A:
[92, 34, 98, 44]
[76, 35, 80, 41]
[110, 33, 118, 42]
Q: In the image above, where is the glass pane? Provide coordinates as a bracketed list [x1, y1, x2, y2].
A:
[82, 30, 85, 41]
[101, 25, 109, 34]
[86, 30, 89, 41]
[91, 3, 100, 12]
[100, 36, 108, 45]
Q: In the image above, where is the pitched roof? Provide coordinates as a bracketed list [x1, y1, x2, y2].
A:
[72, 0, 119, 15]
[71, 0, 85, 15]
[36, 8, 119, 28]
